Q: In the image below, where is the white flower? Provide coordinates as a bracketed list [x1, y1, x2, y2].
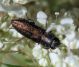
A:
[60, 18, 74, 25]
[65, 55, 79, 67]
[38, 58, 48, 67]
[62, 62, 67, 67]
[0, 22, 9, 31]
[56, 25, 65, 34]
[64, 12, 68, 16]
[0, 22, 7, 29]
[56, 23, 75, 35]
[65, 31, 76, 42]
[69, 39, 77, 49]
[37, 11, 47, 25]
[32, 43, 42, 59]
[55, 62, 67, 67]
[61, 30, 77, 49]
[62, 36, 76, 49]
[49, 52, 61, 65]
[0, 42, 4, 48]
[9, 29, 23, 38]
[62, 38, 69, 47]
[13, 0, 28, 4]
[46, 23, 56, 33]
[2, 0, 10, 5]
[55, 12, 59, 16]
[8, 6, 27, 17]
[37, 11, 47, 19]
[32, 43, 48, 60]
[52, 48, 61, 55]
[0, 4, 27, 17]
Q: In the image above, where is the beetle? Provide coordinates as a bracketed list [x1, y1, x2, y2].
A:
[11, 18, 60, 49]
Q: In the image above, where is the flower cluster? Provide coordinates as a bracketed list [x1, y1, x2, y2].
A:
[32, 11, 79, 67]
